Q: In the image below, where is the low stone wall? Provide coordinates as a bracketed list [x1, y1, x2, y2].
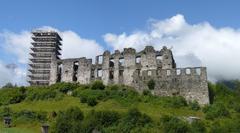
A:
[132, 67, 209, 105]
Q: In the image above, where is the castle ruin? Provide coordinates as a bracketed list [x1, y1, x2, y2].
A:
[28, 31, 209, 105]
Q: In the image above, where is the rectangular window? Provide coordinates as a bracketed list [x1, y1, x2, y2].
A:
[196, 68, 201, 75]
[167, 70, 171, 76]
[119, 70, 124, 76]
[186, 68, 191, 74]
[148, 71, 152, 76]
[97, 69, 102, 77]
[176, 69, 181, 75]
[136, 56, 141, 64]
[119, 58, 125, 66]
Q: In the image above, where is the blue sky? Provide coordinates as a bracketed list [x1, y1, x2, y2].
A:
[1, 0, 240, 39]
[1, 0, 240, 86]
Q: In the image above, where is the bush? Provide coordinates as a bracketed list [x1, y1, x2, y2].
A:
[119, 108, 152, 132]
[189, 100, 200, 111]
[50, 82, 80, 93]
[87, 97, 98, 106]
[108, 84, 120, 90]
[0, 106, 12, 117]
[81, 110, 120, 132]
[147, 79, 155, 90]
[91, 80, 105, 90]
[80, 96, 88, 103]
[14, 110, 47, 121]
[53, 107, 84, 133]
[162, 96, 188, 108]
[160, 115, 189, 133]
[0, 87, 26, 105]
[203, 103, 230, 120]
[26, 88, 61, 101]
[142, 90, 151, 96]
[190, 121, 206, 133]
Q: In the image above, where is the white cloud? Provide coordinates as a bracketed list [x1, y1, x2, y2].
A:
[0, 61, 27, 87]
[0, 26, 104, 86]
[0, 31, 31, 64]
[34, 26, 104, 59]
[0, 61, 13, 86]
[103, 14, 240, 81]
[61, 31, 104, 59]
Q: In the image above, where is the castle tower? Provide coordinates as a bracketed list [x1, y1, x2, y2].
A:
[28, 30, 62, 86]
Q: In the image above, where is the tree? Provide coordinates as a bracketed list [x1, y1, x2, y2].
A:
[2, 83, 14, 89]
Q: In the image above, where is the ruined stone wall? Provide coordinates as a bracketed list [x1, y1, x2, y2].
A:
[49, 46, 209, 104]
[122, 48, 136, 86]
[132, 67, 209, 105]
[49, 57, 92, 85]
[77, 58, 92, 84]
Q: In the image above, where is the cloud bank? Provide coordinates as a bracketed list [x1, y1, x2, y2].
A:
[103, 14, 240, 81]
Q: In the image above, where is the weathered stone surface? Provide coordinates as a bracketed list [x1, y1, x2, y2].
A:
[30, 31, 209, 105]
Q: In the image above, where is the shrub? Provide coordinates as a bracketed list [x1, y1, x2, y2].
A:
[147, 79, 155, 90]
[108, 84, 120, 90]
[50, 82, 79, 93]
[203, 103, 230, 120]
[78, 89, 107, 100]
[53, 107, 84, 133]
[0, 87, 26, 105]
[162, 96, 188, 108]
[190, 121, 206, 133]
[26, 88, 62, 101]
[81, 110, 120, 132]
[80, 96, 88, 103]
[91, 80, 105, 90]
[87, 97, 98, 106]
[0, 106, 12, 117]
[142, 90, 151, 96]
[14, 110, 47, 121]
[210, 121, 226, 133]
[160, 115, 189, 133]
[120, 108, 152, 132]
[189, 100, 200, 111]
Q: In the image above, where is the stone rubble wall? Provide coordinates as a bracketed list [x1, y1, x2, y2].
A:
[49, 46, 209, 105]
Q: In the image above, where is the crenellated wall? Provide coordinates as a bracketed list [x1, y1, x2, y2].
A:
[132, 67, 209, 105]
[49, 46, 209, 105]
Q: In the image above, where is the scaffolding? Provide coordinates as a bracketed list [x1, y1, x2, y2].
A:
[28, 30, 62, 86]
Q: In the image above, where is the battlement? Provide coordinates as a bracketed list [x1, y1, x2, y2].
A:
[140, 67, 207, 78]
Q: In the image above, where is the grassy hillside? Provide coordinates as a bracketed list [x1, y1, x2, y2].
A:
[0, 81, 240, 133]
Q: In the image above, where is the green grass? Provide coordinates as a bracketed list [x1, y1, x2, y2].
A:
[0, 95, 203, 132]
[1, 81, 239, 132]
[7, 96, 203, 117]
[0, 121, 38, 133]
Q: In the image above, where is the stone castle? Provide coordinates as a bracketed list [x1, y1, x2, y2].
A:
[28, 30, 209, 105]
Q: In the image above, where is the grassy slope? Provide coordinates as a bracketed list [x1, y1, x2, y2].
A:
[0, 96, 202, 133]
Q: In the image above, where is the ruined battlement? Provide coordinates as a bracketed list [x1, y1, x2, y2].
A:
[28, 31, 209, 105]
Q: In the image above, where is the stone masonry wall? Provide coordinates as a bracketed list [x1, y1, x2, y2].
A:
[132, 67, 209, 105]
[49, 46, 209, 105]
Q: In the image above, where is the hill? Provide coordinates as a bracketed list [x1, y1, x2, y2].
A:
[0, 81, 240, 133]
